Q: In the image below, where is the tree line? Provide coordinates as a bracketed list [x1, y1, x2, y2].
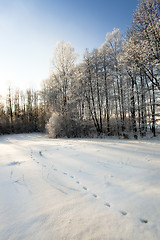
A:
[0, 0, 160, 138]
[0, 88, 46, 134]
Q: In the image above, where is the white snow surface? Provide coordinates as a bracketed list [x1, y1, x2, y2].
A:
[0, 133, 160, 240]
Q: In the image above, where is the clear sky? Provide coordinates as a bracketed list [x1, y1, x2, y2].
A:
[0, 0, 138, 97]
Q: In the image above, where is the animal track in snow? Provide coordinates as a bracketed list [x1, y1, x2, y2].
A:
[140, 218, 148, 224]
[39, 151, 43, 156]
[104, 202, 111, 208]
[92, 193, 97, 198]
[120, 210, 127, 216]
[28, 159, 150, 226]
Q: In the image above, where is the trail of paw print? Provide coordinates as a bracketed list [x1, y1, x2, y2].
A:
[67, 175, 96, 198]
[61, 170, 89, 194]
[54, 168, 84, 192]
[104, 202, 128, 217]
[119, 209, 148, 224]
[105, 199, 148, 225]
[82, 186, 98, 200]
[48, 165, 149, 224]
[50, 167, 141, 224]
[64, 173, 98, 200]
[52, 167, 148, 225]
[120, 210, 148, 224]
[30, 150, 38, 163]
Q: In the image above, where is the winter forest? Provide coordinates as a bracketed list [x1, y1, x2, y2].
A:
[0, 0, 160, 139]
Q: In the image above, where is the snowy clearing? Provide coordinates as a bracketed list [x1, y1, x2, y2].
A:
[0, 133, 160, 240]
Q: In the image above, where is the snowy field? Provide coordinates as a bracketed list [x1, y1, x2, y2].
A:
[0, 133, 160, 240]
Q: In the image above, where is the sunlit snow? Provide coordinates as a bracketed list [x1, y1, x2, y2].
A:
[0, 133, 160, 240]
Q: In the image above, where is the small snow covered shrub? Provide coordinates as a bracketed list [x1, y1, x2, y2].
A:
[46, 112, 95, 138]
[46, 112, 80, 138]
[46, 112, 61, 138]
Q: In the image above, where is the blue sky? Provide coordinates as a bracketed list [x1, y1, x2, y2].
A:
[0, 0, 138, 96]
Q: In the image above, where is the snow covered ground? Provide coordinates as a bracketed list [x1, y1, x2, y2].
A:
[0, 133, 160, 240]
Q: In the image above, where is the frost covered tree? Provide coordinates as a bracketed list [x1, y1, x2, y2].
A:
[98, 29, 127, 136]
[122, 0, 160, 137]
[51, 41, 77, 115]
[98, 43, 111, 135]
[45, 41, 87, 137]
[82, 49, 104, 135]
[131, 0, 160, 90]
[6, 87, 14, 132]
[2, 0, 160, 138]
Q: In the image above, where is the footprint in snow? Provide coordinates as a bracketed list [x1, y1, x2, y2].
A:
[70, 176, 74, 179]
[76, 181, 80, 184]
[53, 168, 57, 171]
[63, 172, 67, 175]
[140, 218, 148, 224]
[83, 186, 87, 191]
[39, 151, 43, 156]
[92, 193, 97, 198]
[120, 210, 127, 216]
[104, 202, 111, 208]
